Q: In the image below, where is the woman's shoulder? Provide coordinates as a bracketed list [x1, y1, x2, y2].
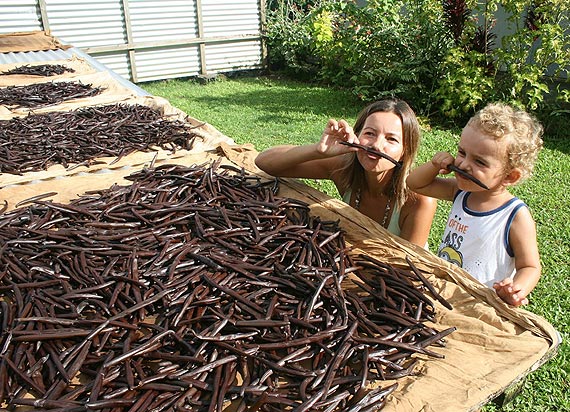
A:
[397, 192, 437, 245]
[400, 191, 437, 220]
[403, 191, 437, 209]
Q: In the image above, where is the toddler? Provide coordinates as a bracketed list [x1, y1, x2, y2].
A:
[406, 103, 543, 306]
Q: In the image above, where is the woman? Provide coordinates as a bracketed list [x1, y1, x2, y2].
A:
[255, 99, 436, 247]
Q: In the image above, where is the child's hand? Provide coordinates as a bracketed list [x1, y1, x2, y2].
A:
[493, 277, 529, 307]
[431, 152, 455, 174]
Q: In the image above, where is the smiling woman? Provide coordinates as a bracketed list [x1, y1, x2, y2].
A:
[254, 98, 437, 247]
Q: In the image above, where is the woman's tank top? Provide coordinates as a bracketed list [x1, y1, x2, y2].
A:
[342, 189, 401, 236]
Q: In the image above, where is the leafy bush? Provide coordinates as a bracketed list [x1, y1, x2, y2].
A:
[494, 0, 570, 111]
[263, 0, 570, 122]
[265, 0, 451, 111]
[435, 48, 496, 119]
[263, 1, 323, 80]
[435, 0, 570, 119]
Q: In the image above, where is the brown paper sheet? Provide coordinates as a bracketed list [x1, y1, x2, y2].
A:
[0, 148, 220, 211]
[0, 31, 71, 53]
[220, 143, 560, 411]
[0, 143, 559, 411]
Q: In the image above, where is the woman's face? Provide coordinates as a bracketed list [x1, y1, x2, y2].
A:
[356, 111, 404, 173]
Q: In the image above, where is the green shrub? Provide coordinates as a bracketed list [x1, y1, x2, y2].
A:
[264, 1, 323, 79]
[263, 0, 570, 123]
[435, 48, 496, 120]
[265, 0, 451, 110]
[494, 0, 570, 111]
[435, 0, 570, 117]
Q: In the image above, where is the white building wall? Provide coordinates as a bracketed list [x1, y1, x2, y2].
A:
[0, 0, 265, 84]
[0, 1, 41, 32]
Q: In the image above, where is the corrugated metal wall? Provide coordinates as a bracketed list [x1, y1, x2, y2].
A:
[0, 0, 265, 84]
[0, 1, 41, 33]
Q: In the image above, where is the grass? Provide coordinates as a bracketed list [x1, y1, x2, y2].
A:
[142, 74, 570, 412]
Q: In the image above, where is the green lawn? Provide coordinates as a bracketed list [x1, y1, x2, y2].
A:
[142, 74, 569, 412]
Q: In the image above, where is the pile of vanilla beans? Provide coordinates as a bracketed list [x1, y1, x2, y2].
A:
[0, 103, 199, 175]
[0, 81, 103, 109]
[0, 162, 454, 411]
[2, 64, 75, 77]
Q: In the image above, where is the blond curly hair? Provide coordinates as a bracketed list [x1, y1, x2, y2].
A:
[468, 102, 543, 182]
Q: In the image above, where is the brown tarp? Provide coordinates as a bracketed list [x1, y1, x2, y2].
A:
[0, 142, 559, 412]
[218, 144, 560, 411]
[0, 31, 72, 53]
[0, 94, 235, 190]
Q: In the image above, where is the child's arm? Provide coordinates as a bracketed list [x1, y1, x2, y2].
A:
[399, 194, 438, 247]
[255, 119, 356, 179]
[406, 152, 458, 201]
[493, 207, 541, 306]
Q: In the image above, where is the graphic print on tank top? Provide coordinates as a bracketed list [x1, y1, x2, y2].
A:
[437, 213, 466, 268]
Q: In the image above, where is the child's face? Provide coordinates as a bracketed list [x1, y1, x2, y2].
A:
[455, 124, 509, 191]
[356, 111, 404, 173]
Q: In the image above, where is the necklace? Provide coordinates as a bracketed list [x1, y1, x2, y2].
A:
[354, 187, 392, 228]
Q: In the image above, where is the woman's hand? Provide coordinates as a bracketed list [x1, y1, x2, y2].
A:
[317, 119, 358, 157]
[254, 118, 357, 179]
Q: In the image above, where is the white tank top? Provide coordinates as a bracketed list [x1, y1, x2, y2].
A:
[437, 191, 527, 288]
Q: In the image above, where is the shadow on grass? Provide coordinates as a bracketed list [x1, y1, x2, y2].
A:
[542, 133, 570, 157]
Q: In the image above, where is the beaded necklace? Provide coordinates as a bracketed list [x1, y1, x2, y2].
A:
[354, 187, 392, 228]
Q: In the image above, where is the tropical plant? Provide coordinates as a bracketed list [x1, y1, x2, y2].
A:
[494, 0, 570, 111]
[263, 0, 323, 79]
[263, 0, 570, 122]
